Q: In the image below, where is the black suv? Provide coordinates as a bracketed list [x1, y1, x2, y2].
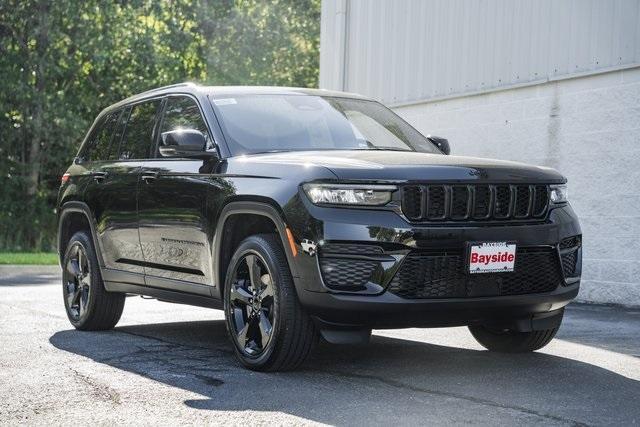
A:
[57, 83, 581, 371]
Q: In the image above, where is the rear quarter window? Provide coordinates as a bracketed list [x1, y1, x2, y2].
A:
[81, 111, 120, 162]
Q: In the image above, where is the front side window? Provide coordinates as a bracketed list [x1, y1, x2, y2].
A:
[210, 95, 439, 155]
[118, 100, 161, 160]
[158, 96, 210, 154]
[161, 96, 209, 135]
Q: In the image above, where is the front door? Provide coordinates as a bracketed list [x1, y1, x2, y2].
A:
[138, 95, 215, 293]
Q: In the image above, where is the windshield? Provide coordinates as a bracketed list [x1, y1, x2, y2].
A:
[209, 94, 440, 155]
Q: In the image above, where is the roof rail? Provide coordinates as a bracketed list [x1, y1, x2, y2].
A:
[134, 82, 198, 97]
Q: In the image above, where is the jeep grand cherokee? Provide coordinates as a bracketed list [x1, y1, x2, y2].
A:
[57, 83, 581, 371]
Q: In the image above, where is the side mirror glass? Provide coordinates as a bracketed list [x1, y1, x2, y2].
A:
[159, 129, 218, 159]
[427, 135, 450, 155]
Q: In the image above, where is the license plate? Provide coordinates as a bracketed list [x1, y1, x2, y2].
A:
[468, 242, 516, 274]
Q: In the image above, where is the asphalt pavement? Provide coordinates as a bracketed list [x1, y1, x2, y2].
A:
[1, 266, 639, 426]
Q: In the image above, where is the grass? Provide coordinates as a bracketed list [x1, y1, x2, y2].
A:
[0, 252, 59, 265]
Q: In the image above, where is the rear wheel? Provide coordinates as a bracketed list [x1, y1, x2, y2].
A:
[223, 234, 318, 371]
[62, 231, 125, 330]
[468, 323, 560, 353]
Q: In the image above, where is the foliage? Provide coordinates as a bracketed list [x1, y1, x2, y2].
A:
[0, 0, 320, 251]
[0, 252, 58, 265]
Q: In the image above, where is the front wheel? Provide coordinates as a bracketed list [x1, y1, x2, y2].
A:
[223, 234, 318, 371]
[468, 323, 560, 353]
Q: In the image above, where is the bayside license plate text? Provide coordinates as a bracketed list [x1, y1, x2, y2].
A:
[469, 242, 516, 274]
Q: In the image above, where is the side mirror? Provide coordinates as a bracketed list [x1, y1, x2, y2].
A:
[427, 135, 450, 155]
[159, 129, 218, 160]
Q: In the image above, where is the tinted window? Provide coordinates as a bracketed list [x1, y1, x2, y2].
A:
[82, 111, 120, 161]
[211, 95, 439, 155]
[110, 108, 129, 160]
[119, 100, 161, 160]
[158, 96, 210, 153]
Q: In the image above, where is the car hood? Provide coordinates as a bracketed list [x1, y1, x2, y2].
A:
[233, 150, 565, 183]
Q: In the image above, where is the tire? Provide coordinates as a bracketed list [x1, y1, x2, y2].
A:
[62, 231, 125, 330]
[468, 323, 560, 353]
[223, 234, 318, 371]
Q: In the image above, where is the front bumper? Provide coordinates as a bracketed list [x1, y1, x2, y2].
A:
[298, 282, 578, 329]
[286, 201, 582, 329]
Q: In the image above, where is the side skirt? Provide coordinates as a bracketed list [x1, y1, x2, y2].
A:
[104, 281, 223, 310]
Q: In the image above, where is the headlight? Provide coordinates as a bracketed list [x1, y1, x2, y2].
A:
[303, 183, 396, 206]
[550, 184, 568, 204]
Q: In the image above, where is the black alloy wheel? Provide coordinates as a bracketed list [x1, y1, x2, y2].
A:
[227, 252, 277, 357]
[63, 242, 92, 321]
[223, 234, 318, 371]
[62, 231, 125, 330]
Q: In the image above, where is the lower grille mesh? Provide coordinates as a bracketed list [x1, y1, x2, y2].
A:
[320, 258, 378, 290]
[561, 251, 578, 277]
[560, 235, 581, 278]
[388, 248, 563, 299]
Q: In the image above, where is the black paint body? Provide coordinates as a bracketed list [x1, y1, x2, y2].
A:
[57, 84, 581, 332]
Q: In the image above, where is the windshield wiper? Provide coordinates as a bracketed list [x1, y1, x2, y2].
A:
[248, 147, 412, 154]
[247, 149, 291, 155]
[357, 146, 412, 152]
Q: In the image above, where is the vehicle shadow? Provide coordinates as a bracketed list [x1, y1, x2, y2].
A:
[49, 319, 640, 425]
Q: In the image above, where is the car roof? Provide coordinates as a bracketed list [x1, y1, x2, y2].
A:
[102, 82, 372, 115]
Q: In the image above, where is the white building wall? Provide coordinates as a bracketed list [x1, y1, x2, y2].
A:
[320, 0, 640, 305]
[394, 67, 640, 306]
[321, 0, 640, 105]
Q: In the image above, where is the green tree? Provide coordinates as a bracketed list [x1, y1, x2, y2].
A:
[198, 0, 320, 87]
[0, 0, 320, 251]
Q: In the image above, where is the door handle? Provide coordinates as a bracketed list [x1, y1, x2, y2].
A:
[93, 172, 109, 182]
[141, 172, 158, 183]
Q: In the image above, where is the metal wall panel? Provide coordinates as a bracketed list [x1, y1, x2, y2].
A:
[320, 0, 640, 105]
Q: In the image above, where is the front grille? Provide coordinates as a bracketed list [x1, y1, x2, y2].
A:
[388, 247, 562, 299]
[401, 184, 549, 222]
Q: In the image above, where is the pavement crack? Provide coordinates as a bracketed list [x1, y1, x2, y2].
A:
[194, 374, 224, 386]
[96, 330, 234, 379]
[313, 369, 589, 426]
[69, 368, 121, 405]
[113, 328, 232, 355]
[97, 346, 166, 364]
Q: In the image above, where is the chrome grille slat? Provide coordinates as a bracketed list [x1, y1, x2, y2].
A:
[401, 184, 550, 222]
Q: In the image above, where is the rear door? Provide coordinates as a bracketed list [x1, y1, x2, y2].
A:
[85, 99, 162, 281]
[137, 95, 215, 293]
[82, 108, 145, 280]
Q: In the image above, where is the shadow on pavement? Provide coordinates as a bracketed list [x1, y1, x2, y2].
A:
[50, 318, 640, 425]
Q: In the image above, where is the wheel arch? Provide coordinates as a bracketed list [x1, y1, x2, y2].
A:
[57, 202, 104, 268]
[212, 201, 299, 300]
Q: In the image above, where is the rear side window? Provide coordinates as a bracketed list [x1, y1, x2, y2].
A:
[118, 100, 161, 160]
[81, 111, 120, 161]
